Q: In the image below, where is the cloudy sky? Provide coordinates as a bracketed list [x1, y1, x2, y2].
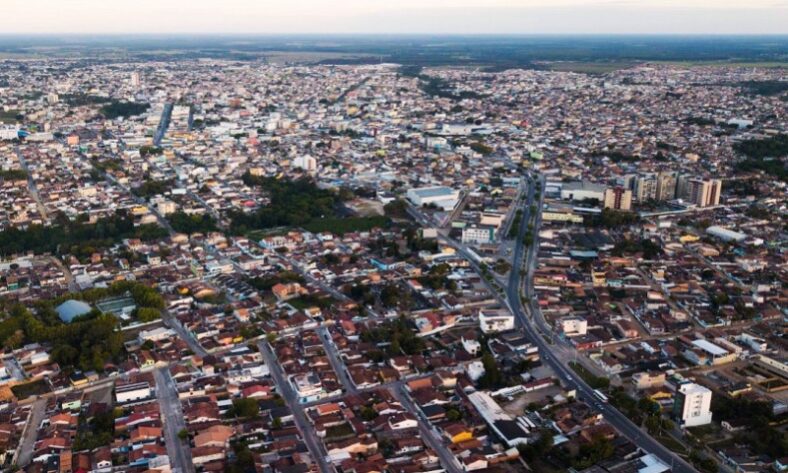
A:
[2, 0, 787, 34]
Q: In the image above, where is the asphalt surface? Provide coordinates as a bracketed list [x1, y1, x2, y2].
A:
[257, 340, 334, 473]
[14, 398, 46, 467]
[154, 367, 195, 473]
[391, 385, 464, 473]
[508, 175, 698, 473]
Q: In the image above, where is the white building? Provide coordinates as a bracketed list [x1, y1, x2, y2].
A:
[706, 226, 747, 243]
[462, 225, 495, 245]
[116, 382, 152, 404]
[559, 317, 588, 336]
[293, 155, 317, 173]
[465, 360, 485, 381]
[406, 186, 460, 210]
[479, 309, 515, 334]
[673, 383, 712, 427]
[560, 181, 606, 202]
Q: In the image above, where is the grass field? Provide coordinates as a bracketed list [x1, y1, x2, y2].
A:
[11, 379, 50, 399]
[0, 109, 21, 123]
[539, 61, 639, 74]
[654, 60, 788, 69]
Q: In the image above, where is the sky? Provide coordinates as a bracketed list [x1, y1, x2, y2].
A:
[1, 0, 787, 35]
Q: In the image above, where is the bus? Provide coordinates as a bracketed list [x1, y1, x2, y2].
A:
[593, 389, 609, 403]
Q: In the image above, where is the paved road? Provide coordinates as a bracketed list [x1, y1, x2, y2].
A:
[257, 341, 334, 473]
[15, 145, 49, 222]
[391, 385, 464, 473]
[163, 311, 208, 357]
[317, 325, 358, 395]
[153, 103, 173, 147]
[508, 175, 697, 473]
[154, 367, 195, 473]
[14, 397, 46, 467]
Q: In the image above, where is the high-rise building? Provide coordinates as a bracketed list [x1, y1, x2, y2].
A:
[130, 72, 141, 88]
[673, 383, 713, 427]
[634, 175, 657, 202]
[655, 172, 678, 201]
[603, 186, 632, 211]
[688, 179, 722, 207]
[293, 155, 317, 173]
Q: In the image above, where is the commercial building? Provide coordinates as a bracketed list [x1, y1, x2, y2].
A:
[115, 381, 153, 404]
[673, 383, 713, 427]
[462, 225, 495, 245]
[706, 226, 747, 243]
[560, 181, 606, 202]
[467, 391, 534, 447]
[479, 309, 515, 333]
[558, 317, 588, 336]
[406, 186, 460, 210]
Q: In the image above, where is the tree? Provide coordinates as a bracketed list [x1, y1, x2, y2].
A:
[177, 428, 189, 440]
[271, 417, 282, 429]
[360, 406, 378, 421]
[229, 398, 260, 419]
[135, 307, 161, 323]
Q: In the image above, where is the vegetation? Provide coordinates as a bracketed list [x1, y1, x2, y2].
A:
[470, 141, 494, 155]
[230, 174, 347, 233]
[568, 362, 610, 389]
[99, 100, 150, 119]
[0, 169, 27, 181]
[0, 109, 23, 123]
[60, 93, 111, 106]
[585, 208, 641, 228]
[476, 352, 505, 389]
[227, 398, 260, 419]
[712, 396, 787, 458]
[10, 379, 50, 399]
[418, 263, 458, 292]
[132, 179, 172, 198]
[383, 199, 410, 219]
[733, 134, 788, 182]
[168, 211, 218, 235]
[73, 410, 115, 451]
[612, 238, 662, 259]
[303, 216, 389, 235]
[0, 210, 168, 258]
[0, 304, 124, 373]
[139, 145, 163, 157]
[247, 271, 305, 292]
[360, 316, 425, 356]
[737, 80, 788, 97]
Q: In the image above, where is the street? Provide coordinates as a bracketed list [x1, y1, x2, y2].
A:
[257, 340, 334, 473]
[153, 367, 194, 473]
[13, 398, 46, 467]
[507, 175, 698, 473]
[154, 367, 196, 473]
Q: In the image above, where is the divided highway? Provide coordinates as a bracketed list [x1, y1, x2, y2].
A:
[508, 175, 697, 473]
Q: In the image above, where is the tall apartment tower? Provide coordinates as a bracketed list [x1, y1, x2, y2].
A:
[130, 72, 141, 89]
[634, 175, 658, 202]
[673, 383, 713, 427]
[655, 172, 677, 201]
[603, 187, 633, 211]
[688, 179, 722, 207]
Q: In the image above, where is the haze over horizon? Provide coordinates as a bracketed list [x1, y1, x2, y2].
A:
[2, 0, 787, 35]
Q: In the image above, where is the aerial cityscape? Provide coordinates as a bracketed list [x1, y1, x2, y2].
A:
[0, 3, 786, 473]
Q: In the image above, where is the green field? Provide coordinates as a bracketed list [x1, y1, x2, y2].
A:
[0, 109, 22, 123]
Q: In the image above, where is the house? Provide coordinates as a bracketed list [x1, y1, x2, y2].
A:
[194, 425, 234, 448]
[444, 423, 473, 444]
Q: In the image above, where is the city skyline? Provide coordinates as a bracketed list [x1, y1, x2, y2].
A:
[1, 0, 787, 35]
